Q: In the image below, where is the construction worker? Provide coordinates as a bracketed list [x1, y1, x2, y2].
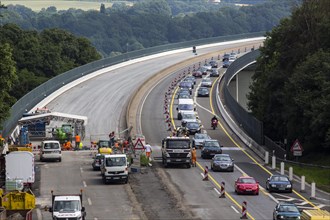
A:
[63, 140, 72, 151]
[109, 131, 115, 146]
[75, 134, 81, 151]
[191, 147, 197, 167]
[145, 143, 152, 159]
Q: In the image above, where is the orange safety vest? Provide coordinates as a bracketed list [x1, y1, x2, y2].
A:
[75, 135, 81, 142]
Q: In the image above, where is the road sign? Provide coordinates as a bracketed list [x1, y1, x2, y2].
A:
[134, 138, 145, 150]
[290, 139, 303, 156]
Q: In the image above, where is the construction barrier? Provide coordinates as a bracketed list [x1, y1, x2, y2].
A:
[203, 166, 209, 181]
[241, 201, 247, 219]
[219, 182, 225, 198]
[301, 209, 330, 220]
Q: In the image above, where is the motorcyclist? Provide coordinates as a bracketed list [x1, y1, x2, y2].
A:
[211, 115, 218, 123]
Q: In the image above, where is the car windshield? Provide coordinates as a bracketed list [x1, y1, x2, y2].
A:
[215, 156, 231, 161]
[182, 114, 195, 119]
[179, 94, 190, 99]
[204, 141, 220, 147]
[54, 200, 81, 212]
[178, 104, 194, 110]
[195, 134, 209, 139]
[187, 123, 199, 128]
[202, 79, 211, 83]
[272, 176, 289, 182]
[240, 178, 256, 184]
[105, 157, 126, 167]
[44, 143, 60, 149]
[199, 88, 208, 92]
[180, 82, 191, 87]
[99, 141, 109, 147]
[279, 205, 299, 213]
[167, 140, 190, 149]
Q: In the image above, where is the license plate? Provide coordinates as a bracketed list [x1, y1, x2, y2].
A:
[173, 149, 184, 153]
[246, 189, 252, 191]
[279, 188, 285, 191]
[113, 177, 120, 179]
[176, 159, 181, 161]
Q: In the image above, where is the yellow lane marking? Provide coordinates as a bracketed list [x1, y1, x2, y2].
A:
[209, 75, 318, 209]
[170, 87, 178, 129]
[197, 161, 255, 220]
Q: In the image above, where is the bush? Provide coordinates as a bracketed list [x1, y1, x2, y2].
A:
[140, 153, 149, 166]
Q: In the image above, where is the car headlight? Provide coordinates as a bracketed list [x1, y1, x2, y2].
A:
[187, 152, 191, 157]
[279, 215, 284, 219]
[271, 184, 276, 187]
[165, 152, 170, 157]
[297, 216, 300, 219]
[287, 184, 292, 188]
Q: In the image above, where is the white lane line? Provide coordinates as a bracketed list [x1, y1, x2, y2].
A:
[200, 173, 204, 178]
[231, 205, 240, 214]
[83, 181, 87, 187]
[296, 201, 308, 206]
[80, 167, 84, 173]
[214, 188, 221, 195]
[94, 218, 98, 220]
[88, 198, 92, 206]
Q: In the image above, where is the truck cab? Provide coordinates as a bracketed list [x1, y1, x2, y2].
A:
[161, 136, 192, 168]
[100, 154, 129, 184]
[49, 190, 86, 220]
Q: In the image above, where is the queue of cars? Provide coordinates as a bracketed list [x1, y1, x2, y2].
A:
[174, 55, 302, 220]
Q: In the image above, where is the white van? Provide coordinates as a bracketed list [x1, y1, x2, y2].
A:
[40, 140, 62, 162]
[177, 99, 195, 120]
[100, 154, 128, 184]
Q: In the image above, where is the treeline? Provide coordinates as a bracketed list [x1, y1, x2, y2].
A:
[247, 0, 330, 154]
[0, 0, 294, 57]
[0, 24, 101, 125]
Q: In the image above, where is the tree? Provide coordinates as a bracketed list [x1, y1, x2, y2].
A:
[0, 43, 17, 127]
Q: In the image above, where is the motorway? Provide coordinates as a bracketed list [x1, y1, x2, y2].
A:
[34, 39, 268, 219]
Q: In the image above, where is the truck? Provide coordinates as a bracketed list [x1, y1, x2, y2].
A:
[49, 190, 86, 220]
[100, 154, 129, 184]
[161, 136, 192, 168]
[5, 151, 35, 188]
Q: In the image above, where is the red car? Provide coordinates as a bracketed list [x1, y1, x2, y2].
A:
[235, 176, 259, 195]
[192, 70, 203, 78]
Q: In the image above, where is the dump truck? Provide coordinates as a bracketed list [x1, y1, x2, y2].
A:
[49, 190, 86, 220]
[161, 136, 192, 168]
[0, 189, 35, 219]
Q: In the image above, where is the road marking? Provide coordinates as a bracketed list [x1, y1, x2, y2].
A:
[231, 205, 239, 214]
[296, 201, 309, 206]
[214, 187, 220, 195]
[80, 167, 84, 173]
[221, 147, 243, 151]
[88, 198, 92, 205]
[94, 218, 98, 220]
[83, 181, 87, 187]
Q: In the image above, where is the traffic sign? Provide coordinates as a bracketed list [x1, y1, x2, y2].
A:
[133, 137, 145, 150]
[290, 139, 303, 156]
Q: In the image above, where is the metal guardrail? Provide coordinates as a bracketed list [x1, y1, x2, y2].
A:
[1, 32, 265, 137]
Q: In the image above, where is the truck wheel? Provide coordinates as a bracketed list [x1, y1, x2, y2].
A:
[124, 178, 128, 184]
[59, 158, 62, 162]
[186, 164, 191, 168]
[103, 176, 107, 184]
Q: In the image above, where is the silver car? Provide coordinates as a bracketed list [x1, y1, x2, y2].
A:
[192, 133, 211, 148]
[210, 154, 234, 172]
[201, 78, 212, 87]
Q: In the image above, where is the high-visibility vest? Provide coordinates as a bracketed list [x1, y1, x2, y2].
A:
[75, 135, 81, 142]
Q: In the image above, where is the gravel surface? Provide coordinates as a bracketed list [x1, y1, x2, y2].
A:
[128, 162, 200, 220]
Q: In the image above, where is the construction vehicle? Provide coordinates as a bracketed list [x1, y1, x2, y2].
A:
[97, 140, 112, 154]
[53, 124, 74, 144]
[301, 209, 330, 220]
[161, 136, 192, 168]
[5, 151, 35, 189]
[49, 190, 86, 220]
[0, 188, 35, 219]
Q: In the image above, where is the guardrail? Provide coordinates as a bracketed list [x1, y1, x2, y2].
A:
[1, 32, 265, 137]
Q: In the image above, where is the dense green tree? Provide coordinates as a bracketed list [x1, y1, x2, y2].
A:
[248, 0, 330, 153]
[0, 43, 17, 127]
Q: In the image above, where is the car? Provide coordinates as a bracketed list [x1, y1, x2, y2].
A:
[273, 202, 301, 220]
[210, 68, 219, 77]
[179, 87, 192, 95]
[197, 87, 209, 97]
[235, 176, 259, 195]
[266, 175, 293, 193]
[183, 78, 195, 89]
[177, 92, 191, 99]
[223, 60, 230, 68]
[92, 153, 103, 170]
[230, 52, 237, 59]
[192, 133, 211, 148]
[201, 78, 212, 87]
[185, 121, 201, 135]
[222, 53, 230, 61]
[211, 154, 234, 172]
[192, 70, 203, 78]
[197, 67, 208, 75]
[228, 56, 236, 64]
[209, 60, 218, 68]
[201, 139, 222, 159]
[179, 81, 193, 90]
[181, 112, 198, 124]
[202, 63, 212, 71]
[185, 75, 196, 85]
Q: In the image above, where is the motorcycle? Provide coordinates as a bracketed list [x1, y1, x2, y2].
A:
[211, 119, 218, 130]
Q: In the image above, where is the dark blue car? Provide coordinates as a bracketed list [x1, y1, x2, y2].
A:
[273, 202, 300, 220]
[266, 175, 292, 193]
